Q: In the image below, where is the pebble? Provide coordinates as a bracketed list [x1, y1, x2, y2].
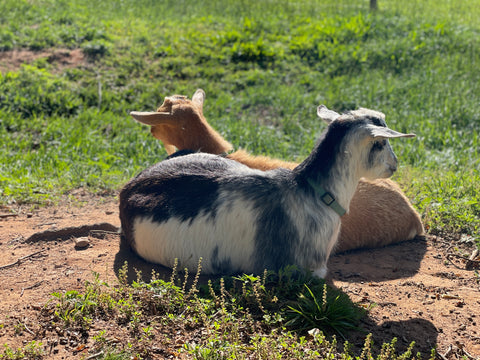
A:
[74, 237, 90, 249]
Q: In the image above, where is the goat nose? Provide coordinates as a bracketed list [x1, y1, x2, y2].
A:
[389, 163, 397, 173]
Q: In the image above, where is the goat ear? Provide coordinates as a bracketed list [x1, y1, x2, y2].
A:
[130, 111, 172, 126]
[192, 89, 206, 108]
[317, 105, 341, 124]
[366, 124, 416, 139]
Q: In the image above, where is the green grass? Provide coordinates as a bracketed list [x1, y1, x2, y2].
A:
[0, 0, 478, 239]
[0, 342, 44, 360]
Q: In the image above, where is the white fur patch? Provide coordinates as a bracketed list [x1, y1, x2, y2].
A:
[132, 197, 258, 274]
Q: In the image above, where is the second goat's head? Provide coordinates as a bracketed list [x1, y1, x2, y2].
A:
[130, 89, 233, 155]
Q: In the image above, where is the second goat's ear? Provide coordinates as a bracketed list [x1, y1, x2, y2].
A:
[317, 105, 341, 124]
[192, 89, 206, 108]
[366, 124, 416, 139]
[130, 111, 172, 126]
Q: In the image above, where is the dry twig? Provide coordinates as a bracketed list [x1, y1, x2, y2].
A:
[22, 322, 35, 336]
[0, 213, 18, 218]
[446, 252, 480, 271]
[20, 280, 44, 297]
[0, 249, 46, 270]
[85, 351, 104, 360]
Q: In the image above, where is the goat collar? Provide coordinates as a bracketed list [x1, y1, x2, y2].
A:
[306, 178, 346, 217]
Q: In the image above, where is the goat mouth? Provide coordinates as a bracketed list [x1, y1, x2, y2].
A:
[384, 167, 397, 177]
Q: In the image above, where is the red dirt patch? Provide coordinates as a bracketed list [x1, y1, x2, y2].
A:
[0, 194, 479, 359]
[0, 48, 87, 73]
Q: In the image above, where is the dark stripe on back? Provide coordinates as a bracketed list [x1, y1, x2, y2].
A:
[166, 149, 196, 159]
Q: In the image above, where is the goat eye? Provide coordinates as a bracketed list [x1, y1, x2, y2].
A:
[372, 139, 386, 150]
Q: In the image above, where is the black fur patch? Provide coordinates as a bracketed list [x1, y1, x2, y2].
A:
[166, 149, 195, 159]
[253, 199, 298, 272]
[365, 115, 386, 127]
[119, 154, 230, 245]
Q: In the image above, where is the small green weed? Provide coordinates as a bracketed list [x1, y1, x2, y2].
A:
[0, 342, 44, 360]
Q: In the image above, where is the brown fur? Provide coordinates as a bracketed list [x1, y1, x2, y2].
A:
[139, 91, 233, 155]
[130, 89, 424, 253]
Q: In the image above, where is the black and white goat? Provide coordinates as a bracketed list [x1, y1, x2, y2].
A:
[119, 105, 414, 278]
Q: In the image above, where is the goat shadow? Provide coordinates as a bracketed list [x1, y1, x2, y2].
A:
[328, 235, 428, 283]
[113, 235, 428, 285]
[113, 236, 436, 357]
[326, 236, 437, 356]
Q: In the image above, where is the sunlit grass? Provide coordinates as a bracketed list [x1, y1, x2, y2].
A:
[0, 0, 478, 236]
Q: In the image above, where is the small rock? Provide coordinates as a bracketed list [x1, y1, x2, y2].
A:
[74, 237, 90, 249]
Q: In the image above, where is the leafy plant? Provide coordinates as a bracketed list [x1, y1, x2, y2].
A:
[285, 283, 364, 339]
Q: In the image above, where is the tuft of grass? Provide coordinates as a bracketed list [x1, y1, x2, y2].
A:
[285, 283, 363, 339]
[0, 258, 433, 359]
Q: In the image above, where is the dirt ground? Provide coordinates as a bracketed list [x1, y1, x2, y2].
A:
[0, 191, 479, 359]
[0, 48, 86, 73]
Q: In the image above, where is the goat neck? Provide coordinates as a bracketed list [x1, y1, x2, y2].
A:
[175, 110, 233, 155]
[294, 120, 361, 216]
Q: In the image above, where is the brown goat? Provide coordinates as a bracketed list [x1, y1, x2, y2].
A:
[130, 89, 424, 253]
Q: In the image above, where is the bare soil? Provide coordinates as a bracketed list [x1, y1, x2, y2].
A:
[0, 48, 87, 73]
[0, 192, 479, 359]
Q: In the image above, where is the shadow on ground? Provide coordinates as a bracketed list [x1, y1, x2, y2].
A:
[328, 237, 437, 356]
[328, 236, 428, 283]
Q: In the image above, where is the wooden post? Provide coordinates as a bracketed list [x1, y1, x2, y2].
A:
[370, 0, 378, 10]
